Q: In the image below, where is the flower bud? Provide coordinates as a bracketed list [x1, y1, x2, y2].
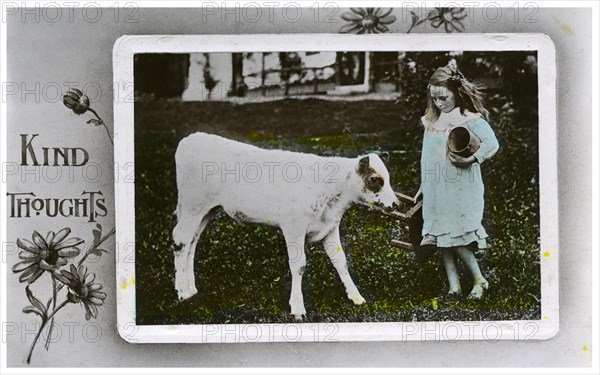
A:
[63, 88, 90, 115]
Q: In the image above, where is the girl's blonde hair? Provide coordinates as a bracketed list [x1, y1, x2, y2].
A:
[424, 63, 489, 123]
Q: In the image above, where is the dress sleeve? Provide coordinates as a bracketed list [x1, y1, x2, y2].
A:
[468, 118, 500, 164]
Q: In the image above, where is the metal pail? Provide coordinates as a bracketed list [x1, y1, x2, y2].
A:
[447, 126, 481, 157]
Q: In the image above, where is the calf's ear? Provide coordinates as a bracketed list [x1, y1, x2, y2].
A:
[358, 156, 370, 173]
[379, 151, 389, 164]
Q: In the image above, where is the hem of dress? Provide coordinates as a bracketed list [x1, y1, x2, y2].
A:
[421, 229, 488, 249]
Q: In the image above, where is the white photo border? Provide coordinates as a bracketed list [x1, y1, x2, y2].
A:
[113, 33, 558, 343]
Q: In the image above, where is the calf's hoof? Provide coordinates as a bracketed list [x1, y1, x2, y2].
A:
[177, 287, 198, 301]
[290, 305, 306, 321]
[349, 293, 366, 305]
[292, 313, 305, 322]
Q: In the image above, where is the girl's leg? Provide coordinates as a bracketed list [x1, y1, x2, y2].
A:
[442, 249, 462, 295]
[455, 246, 489, 299]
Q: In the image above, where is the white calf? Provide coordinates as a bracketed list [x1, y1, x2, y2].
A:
[172, 132, 399, 320]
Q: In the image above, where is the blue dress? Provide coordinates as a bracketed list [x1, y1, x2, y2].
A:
[420, 108, 500, 249]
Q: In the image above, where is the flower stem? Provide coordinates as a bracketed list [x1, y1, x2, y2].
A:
[53, 226, 116, 295]
[88, 108, 113, 145]
[25, 299, 69, 365]
[44, 275, 58, 350]
[78, 227, 116, 267]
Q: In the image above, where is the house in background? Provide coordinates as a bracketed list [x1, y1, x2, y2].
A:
[133, 51, 521, 102]
[134, 51, 402, 101]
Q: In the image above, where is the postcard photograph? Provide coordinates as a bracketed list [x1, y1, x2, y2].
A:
[114, 34, 557, 342]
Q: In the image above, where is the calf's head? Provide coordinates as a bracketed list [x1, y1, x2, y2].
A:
[355, 152, 399, 208]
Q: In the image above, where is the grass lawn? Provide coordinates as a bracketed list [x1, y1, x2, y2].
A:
[134, 98, 540, 324]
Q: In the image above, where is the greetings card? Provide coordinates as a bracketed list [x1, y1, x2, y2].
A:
[3, 3, 591, 369]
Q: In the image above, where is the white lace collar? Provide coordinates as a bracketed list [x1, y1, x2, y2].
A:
[421, 107, 482, 130]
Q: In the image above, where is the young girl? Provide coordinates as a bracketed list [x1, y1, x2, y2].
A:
[415, 62, 500, 299]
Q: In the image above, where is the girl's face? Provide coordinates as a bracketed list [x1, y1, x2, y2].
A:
[429, 85, 456, 113]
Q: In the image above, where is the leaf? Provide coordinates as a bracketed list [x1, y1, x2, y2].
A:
[25, 286, 46, 316]
[92, 228, 101, 246]
[89, 248, 108, 257]
[410, 13, 420, 28]
[25, 286, 47, 320]
[22, 305, 44, 317]
[87, 118, 104, 126]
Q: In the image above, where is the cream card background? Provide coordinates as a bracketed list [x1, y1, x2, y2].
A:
[4, 5, 593, 367]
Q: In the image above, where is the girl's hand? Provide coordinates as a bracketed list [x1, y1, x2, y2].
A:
[448, 152, 477, 167]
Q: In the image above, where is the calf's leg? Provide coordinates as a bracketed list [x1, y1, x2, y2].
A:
[172, 206, 212, 301]
[184, 216, 211, 297]
[281, 227, 307, 321]
[323, 227, 366, 305]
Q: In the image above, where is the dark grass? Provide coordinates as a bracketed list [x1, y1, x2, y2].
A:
[134, 98, 540, 325]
